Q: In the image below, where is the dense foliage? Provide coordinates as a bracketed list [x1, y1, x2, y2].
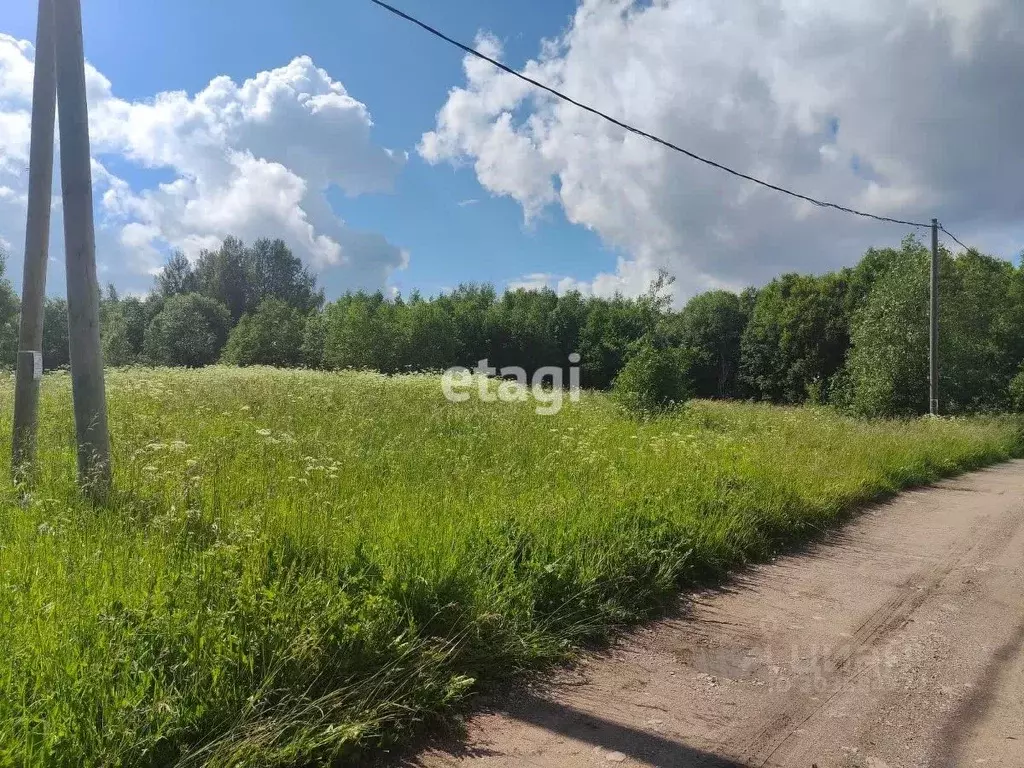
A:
[663, 289, 748, 399]
[1010, 365, 1024, 413]
[7, 234, 1024, 417]
[143, 293, 232, 368]
[740, 272, 851, 405]
[0, 251, 19, 367]
[222, 298, 308, 368]
[612, 340, 694, 413]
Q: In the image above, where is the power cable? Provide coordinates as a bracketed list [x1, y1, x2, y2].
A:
[938, 224, 972, 252]
[368, 0, 933, 230]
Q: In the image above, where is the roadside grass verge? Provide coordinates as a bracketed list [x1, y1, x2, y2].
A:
[0, 367, 1020, 766]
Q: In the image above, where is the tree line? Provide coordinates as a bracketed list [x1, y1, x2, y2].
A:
[2, 234, 1024, 418]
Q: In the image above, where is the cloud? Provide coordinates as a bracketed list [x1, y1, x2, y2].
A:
[507, 272, 558, 292]
[456, 198, 479, 207]
[506, 267, 706, 298]
[421, 0, 1024, 302]
[0, 36, 407, 296]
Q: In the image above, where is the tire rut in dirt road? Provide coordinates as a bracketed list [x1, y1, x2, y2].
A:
[741, 533, 977, 766]
[409, 461, 1024, 768]
[743, 497, 1024, 767]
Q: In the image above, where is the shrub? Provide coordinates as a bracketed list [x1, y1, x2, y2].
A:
[143, 293, 231, 367]
[1010, 366, 1024, 412]
[222, 298, 308, 368]
[612, 342, 694, 413]
[102, 315, 137, 366]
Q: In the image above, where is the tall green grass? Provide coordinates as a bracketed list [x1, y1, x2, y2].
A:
[0, 367, 1020, 766]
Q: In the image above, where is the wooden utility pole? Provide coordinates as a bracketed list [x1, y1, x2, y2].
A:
[56, 0, 112, 493]
[11, 0, 57, 483]
[930, 219, 940, 416]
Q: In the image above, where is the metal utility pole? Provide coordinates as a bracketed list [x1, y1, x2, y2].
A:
[11, 0, 57, 483]
[53, 0, 112, 494]
[930, 219, 940, 416]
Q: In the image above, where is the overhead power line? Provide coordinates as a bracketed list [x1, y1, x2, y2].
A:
[368, 0, 932, 230]
[939, 224, 972, 252]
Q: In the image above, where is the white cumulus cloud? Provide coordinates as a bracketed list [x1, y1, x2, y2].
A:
[0, 35, 407, 296]
[421, 0, 1024, 301]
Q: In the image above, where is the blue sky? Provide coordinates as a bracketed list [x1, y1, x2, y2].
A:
[1, 0, 1021, 302]
[1, 0, 618, 298]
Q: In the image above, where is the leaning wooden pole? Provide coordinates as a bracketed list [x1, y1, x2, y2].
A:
[11, 0, 58, 484]
[53, 0, 112, 495]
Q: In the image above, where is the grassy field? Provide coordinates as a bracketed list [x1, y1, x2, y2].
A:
[0, 367, 1020, 766]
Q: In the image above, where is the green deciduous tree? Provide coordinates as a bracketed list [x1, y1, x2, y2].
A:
[669, 290, 746, 398]
[156, 251, 198, 298]
[740, 272, 850, 404]
[433, 284, 496, 368]
[0, 249, 20, 368]
[843, 239, 1024, 417]
[42, 297, 70, 370]
[301, 311, 327, 369]
[101, 292, 161, 367]
[194, 237, 250, 323]
[842, 244, 931, 417]
[399, 298, 461, 371]
[143, 293, 231, 367]
[578, 297, 659, 390]
[485, 288, 560, 373]
[1009, 364, 1024, 413]
[221, 298, 308, 368]
[156, 238, 323, 322]
[322, 291, 403, 372]
[550, 289, 589, 360]
[246, 238, 323, 315]
[942, 250, 1024, 412]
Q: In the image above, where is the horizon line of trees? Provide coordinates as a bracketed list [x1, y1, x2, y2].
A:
[3, 234, 1024, 418]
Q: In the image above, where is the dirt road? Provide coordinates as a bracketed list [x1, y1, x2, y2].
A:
[413, 461, 1024, 768]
